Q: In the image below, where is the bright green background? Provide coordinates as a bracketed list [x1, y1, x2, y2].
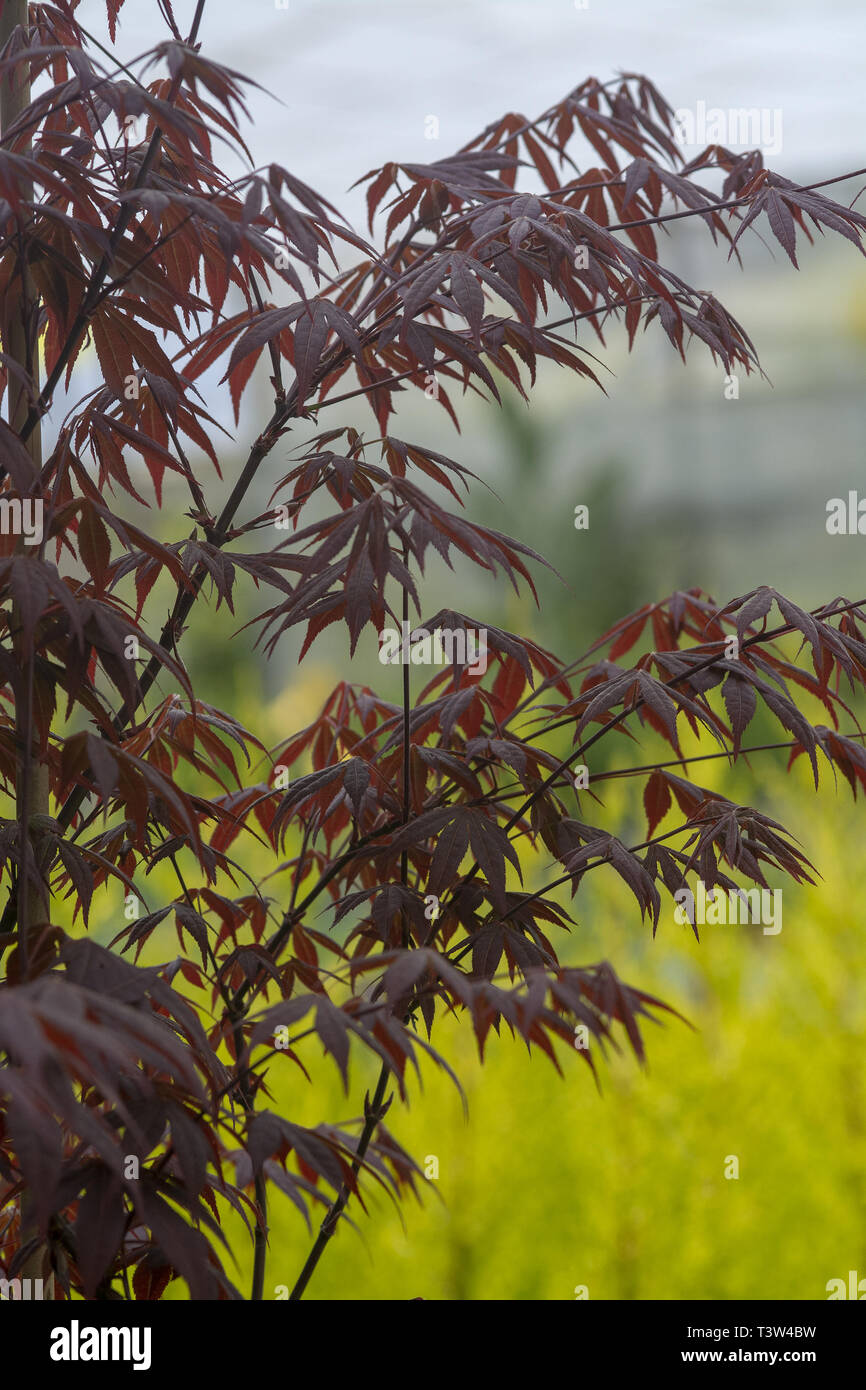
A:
[250, 758, 866, 1302]
[127, 666, 865, 1301]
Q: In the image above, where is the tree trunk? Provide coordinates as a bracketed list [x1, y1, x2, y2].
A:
[1, 0, 54, 1300]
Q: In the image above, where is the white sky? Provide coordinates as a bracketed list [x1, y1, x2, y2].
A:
[82, 0, 866, 228]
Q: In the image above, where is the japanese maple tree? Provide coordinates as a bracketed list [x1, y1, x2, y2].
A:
[1, 0, 865, 1301]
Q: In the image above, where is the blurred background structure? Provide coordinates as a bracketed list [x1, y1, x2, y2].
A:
[74, 0, 866, 1299]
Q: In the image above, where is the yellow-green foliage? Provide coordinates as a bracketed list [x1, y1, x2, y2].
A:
[72, 666, 865, 1302]
[224, 708, 866, 1298]
[250, 776, 866, 1301]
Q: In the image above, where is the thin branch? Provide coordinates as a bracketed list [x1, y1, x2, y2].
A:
[287, 1063, 389, 1301]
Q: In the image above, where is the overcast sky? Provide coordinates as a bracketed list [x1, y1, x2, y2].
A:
[65, 0, 866, 656]
[82, 0, 866, 227]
